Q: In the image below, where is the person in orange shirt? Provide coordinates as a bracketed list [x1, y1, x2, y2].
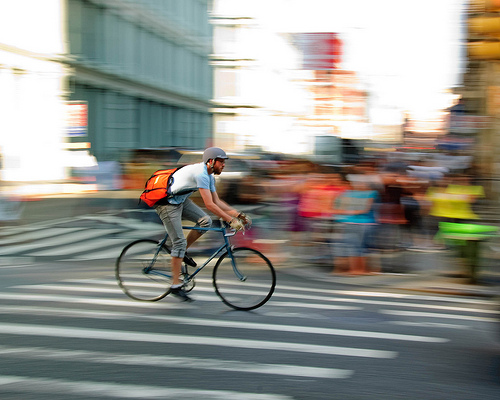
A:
[291, 173, 348, 260]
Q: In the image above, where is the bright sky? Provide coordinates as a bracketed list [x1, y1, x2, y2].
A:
[259, 0, 467, 124]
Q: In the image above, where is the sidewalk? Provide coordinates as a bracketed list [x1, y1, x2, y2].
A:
[1, 188, 142, 224]
[282, 248, 500, 298]
[276, 199, 500, 298]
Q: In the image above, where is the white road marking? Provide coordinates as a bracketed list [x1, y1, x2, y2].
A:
[9, 284, 360, 310]
[0, 345, 352, 379]
[269, 302, 362, 311]
[0, 258, 35, 268]
[13, 284, 125, 294]
[0, 323, 398, 359]
[10, 279, 498, 316]
[0, 293, 195, 309]
[380, 309, 499, 322]
[62, 278, 499, 310]
[30, 237, 132, 256]
[0, 303, 447, 343]
[0, 228, 123, 255]
[282, 287, 494, 305]
[388, 321, 470, 329]
[0, 375, 293, 399]
[272, 291, 500, 314]
[0, 227, 84, 245]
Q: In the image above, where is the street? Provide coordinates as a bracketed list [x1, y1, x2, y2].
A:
[0, 254, 499, 399]
[1, 0, 499, 398]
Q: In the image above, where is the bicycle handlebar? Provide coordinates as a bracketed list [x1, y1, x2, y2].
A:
[180, 219, 250, 235]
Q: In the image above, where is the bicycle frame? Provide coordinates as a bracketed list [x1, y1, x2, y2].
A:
[151, 224, 245, 282]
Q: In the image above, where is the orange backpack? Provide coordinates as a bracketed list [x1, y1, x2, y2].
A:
[139, 166, 183, 207]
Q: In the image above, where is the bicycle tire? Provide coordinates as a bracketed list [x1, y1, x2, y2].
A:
[212, 247, 276, 311]
[116, 239, 172, 302]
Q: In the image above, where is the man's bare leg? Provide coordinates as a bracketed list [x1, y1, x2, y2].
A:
[170, 256, 193, 301]
[186, 229, 203, 249]
[171, 256, 183, 285]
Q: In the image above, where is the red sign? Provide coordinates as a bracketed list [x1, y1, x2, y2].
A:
[296, 33, 343, 70]
[66, 101, 88, 137]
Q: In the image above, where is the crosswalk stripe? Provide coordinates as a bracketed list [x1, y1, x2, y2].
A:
[272, 291, 500, 314]
[0, 293, 196, 308]
[0, 345, 352, 379]
[0, 375, 293, 399]
[270, 302, 361, 310]
[8, 283, 361, 311]
[12, 284, 125, 294]
[0, 227, 84, 245]
[74, 245, 144, 260]
[80, 214, 164, 231]
[14, 279, 499, 315]
[0, 225, 47, 238]
[0, 303, 447, 343]
[388, 321, 471, 329]
[0, 228, 124, 255]
[13, 284, 125, 293]
[30, 237, 132, 256]
[7, 282, 494, 326]
[379, 309, 499, 322]
[0, 323, 398, 359]
[277, 286, 495, 305]
[61, 278, 499, 310]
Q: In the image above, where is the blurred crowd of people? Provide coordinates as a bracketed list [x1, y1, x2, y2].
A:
[259, 152, 484, 275]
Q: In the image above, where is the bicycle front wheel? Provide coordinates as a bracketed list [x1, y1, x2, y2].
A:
[116, 239, 172, 301]
[213, 247, 276, 310]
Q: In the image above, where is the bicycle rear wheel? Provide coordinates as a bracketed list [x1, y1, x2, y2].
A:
[116, 239, 171, 301]
[213, 247, 276, 310]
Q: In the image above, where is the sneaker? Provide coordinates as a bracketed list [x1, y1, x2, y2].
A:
[183, 253, 197, 267]
[170, 286, 193, 302]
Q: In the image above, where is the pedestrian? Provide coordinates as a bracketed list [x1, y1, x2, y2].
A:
[154, 147, 250, 301]
[330, 177, 380, 275]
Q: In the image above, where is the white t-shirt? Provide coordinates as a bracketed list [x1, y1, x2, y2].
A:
[168, 162, 216, 204]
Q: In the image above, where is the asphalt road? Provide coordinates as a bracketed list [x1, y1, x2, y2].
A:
[0, 258, 499, 400]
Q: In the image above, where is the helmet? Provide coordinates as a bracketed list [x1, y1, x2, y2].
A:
[203, 147, 229, 164]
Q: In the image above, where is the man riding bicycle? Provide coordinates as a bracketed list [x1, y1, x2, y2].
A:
[154, 147, 251, 301]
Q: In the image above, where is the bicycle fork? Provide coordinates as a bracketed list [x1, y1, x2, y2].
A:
[225, 244, 246, 282]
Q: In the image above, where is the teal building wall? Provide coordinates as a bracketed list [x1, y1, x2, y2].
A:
[65, 0, 213, 161]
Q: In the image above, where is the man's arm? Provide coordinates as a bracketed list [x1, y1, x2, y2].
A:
[199, 188, 239, 223]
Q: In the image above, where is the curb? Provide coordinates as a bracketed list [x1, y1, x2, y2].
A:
[281, 264, 500, 298]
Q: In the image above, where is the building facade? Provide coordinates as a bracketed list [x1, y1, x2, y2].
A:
[66, 0, 214, 160]
[0, 0, 213, 183]
[463, 0, 500, 198]
[210, 0, 313, 154]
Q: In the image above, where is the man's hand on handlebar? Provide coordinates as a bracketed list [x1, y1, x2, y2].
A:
[237, 212, 252, 228]
[229, 217, 245, 231]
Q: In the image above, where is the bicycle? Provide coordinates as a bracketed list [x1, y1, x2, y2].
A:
[115, 222, 276, 311]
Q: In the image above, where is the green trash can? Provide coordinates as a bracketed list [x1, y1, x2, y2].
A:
[437, 222, 499, 284]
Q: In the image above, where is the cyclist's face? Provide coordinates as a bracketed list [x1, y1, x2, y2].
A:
[212, 158, 226, 175]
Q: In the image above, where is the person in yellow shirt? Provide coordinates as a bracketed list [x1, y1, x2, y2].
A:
[426, 175, 484, 222]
